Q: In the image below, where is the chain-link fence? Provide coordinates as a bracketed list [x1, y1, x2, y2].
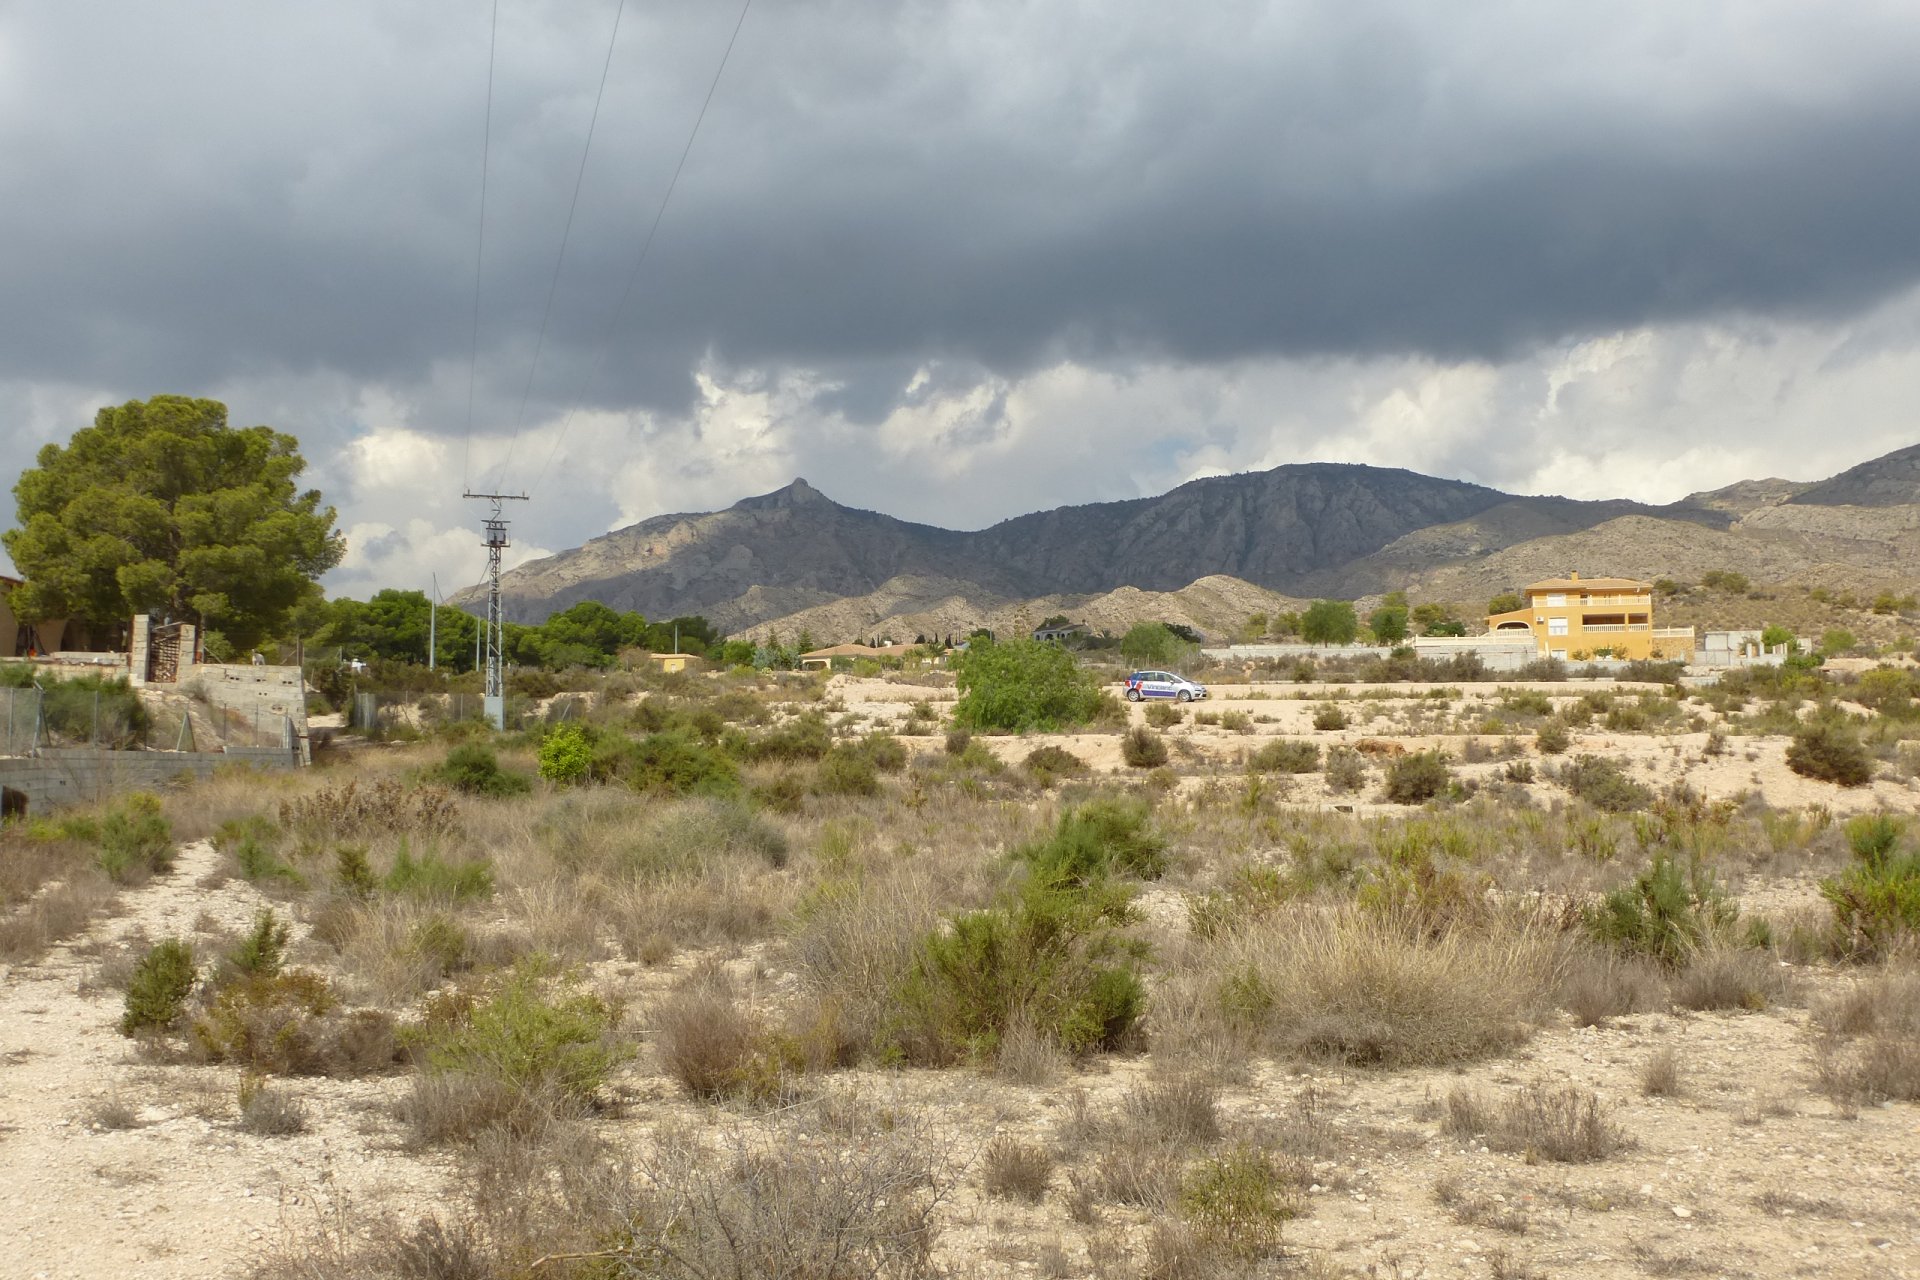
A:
[0, 684, 301, 756]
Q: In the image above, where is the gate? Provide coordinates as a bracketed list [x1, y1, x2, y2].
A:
[148, 623, 185, 684]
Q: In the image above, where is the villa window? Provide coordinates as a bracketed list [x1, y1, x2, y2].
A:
[1548, 617, 1569, 636]
[1545, 593, 1566, 606]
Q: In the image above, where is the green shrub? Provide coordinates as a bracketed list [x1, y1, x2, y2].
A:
[36, 673, 150, 746]
[745, 712, 834, 762]
[885, 875, 1146, 1064]
[857, 733, 908, 773]
[1022, 745, 1087, 786]
[951, 638, 1104, 732]
[385, 843, 494, 902]
[1587, 854, 1736, 967]
[537, 723, 594, 784]
[1324, 746, 1367, 793]
[1180, 1146, 1301, 1260]
[335, 844, 378, 897]
[1383, 751, 1453, 804]
[1122, 726, 1169, 768]
[1560, 755, 1655, 813]
[227, 909, 290, 978]
[625, 730, 742, 797]
[1822, 814, 1920, 959]
[1312, 703, 1348, 731]
[1016, 796, 1167, 882]
[1787, 721, 1873, 787]
[427, 743, 532, 796]
[1145, 702, 1184, 728]
[121, 938, 196, 1035]
[1535, 720, 1571, 755]
[1248, 740, 1319, 773]
[816, 745, 881, 797]
[411, 957, 622, 1103]
[97, 793, 173, 882]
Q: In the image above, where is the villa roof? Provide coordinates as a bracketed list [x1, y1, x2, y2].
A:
[800, 642, 918, 659]
[1524, 576, 1651, 593]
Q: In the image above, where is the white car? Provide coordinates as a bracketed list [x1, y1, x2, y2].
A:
[1124, 670, 1208, 702]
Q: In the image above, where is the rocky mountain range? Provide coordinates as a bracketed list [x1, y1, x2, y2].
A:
[468, 445, 1920, 641]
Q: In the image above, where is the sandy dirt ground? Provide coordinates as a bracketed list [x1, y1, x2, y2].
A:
[0, 839, 448, 1280]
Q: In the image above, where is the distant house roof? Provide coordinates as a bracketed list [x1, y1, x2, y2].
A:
[1032, 623, 1087, 640]
[1524, 577, 1651, 593]
[0, 574, 20, 590]
[800, 642, 917, 660]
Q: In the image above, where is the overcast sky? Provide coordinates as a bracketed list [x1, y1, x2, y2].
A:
[5, 0, 1920, 595]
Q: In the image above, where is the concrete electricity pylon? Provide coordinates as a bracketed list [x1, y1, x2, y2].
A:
[463, 490, 528, 729]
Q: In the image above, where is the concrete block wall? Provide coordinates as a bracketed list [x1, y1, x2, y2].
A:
[0, 746, 299, 815]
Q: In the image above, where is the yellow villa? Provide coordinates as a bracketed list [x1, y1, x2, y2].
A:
[1485, 573, 1694, 661]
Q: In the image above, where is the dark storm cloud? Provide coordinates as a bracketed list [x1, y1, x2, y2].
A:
[6, 0, 1920, 433]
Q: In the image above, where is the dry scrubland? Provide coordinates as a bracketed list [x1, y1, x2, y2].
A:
[4, 658, 1920, 1280]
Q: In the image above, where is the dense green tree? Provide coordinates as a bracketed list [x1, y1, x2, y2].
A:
[4, 396, 343, 652]
[1411, 601, 1465, 636]
[324, 589, 478, 670]
[1120, 622, 1198, 669]
[953, 638, 1104, 732]
[1487, 592, 1524, 616]
[1368, 605, 1409, 644]
[1300, 599, 1358, 645]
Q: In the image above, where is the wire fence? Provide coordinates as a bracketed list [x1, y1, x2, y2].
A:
[0, 686, 300, 757]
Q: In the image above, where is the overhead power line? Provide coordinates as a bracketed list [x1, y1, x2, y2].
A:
[529, 0, 754, 500]
[461, 0, 501, 492]
[493, 0, 631, 491]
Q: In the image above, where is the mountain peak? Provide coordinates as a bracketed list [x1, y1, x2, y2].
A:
[736, 477, 832, 511]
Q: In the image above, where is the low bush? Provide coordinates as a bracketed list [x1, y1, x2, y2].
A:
[1247, 740, 1319, 774]
[981, 1136, 1055, 1203]
[816, 745, 881, 797]
[1560, 755, 1655, 813]
[97, 793, 173, 882]
[428, 743, 532, 797]
[237, 1077, 310, 1136]
[653, 976, 818, 1105]
[1670, 945, 1792, 1012]
[1016, 796, 1167, 882]
[1383, 751, 1454, 804]
[410, 957, 623, 1108]
[385, 843, 494, 903]
[121, 938, 196, 1035]
[1821, 814, 1920, 959]
[1180, 1145, 1303, 1260]
[1787, 721, 1873, 786]
[1144, 702, 1184, 728]
[1587, 854, 1736, 968]
[537, 723, 594, 784]
[1323, 746, 1367, 793]
[884, 875, 1147, 1064]
[1442, 1084, 1630, 1163]
[624, 730, 742, 798]
[193, 970, 398, 1076]
[226, 908, 290, 979]
[1312, 702, 1349, 731]
[1812, 968, 1920, 1105]
[1022, 745, 1087, 786]
[1122, 726, 1168, 768]
[857, 733, 908, 773]
[1535, 720, 1571, 755]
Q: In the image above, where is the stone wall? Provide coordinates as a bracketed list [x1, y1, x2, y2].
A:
[0, 746, 300, 814]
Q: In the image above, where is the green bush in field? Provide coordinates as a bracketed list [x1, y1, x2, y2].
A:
[1016, 796, 1166, 882]
[428, 743, 532, 797]
[412, 957, 623, 1102]
[1181, 1146, 1301, 1260]
[1312, 703, 1348, 731]
[1535, 719, 1571, 755]
[385, 842, 494, 902]
[1022, 745, 1087, 786]
[97, 793, 173, 881]
[816, 745, 881, 797]
[1587, 853, 1735, 968]
[952, 638, 1104, 733]
[1144, 701, 1184, 728]
[1121, 726, 1168, 768]
[1383, 751, 1453, 804]
[856, 732, 908, 773]
[537, 723, 594, 785]
[885, 874, 1146, 1064]
[1248, 740, 1319, 774]
[1822, 814, 1920, 959]
[1787, 720, 1873, 787]
[227, 908, 290, 978]
[121, 938, 196, 1035]
[623, 730, 741, 798]
[1560, 755, 1655, 813]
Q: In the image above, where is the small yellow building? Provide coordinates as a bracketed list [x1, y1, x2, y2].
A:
[648, 652, 696, 674]
[1486, 573, 1694, 661]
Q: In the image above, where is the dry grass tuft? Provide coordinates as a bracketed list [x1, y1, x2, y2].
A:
[1812, 965, 1920, 1105]
[1670, 946, 1794, 1012]
[237, 1077, 310, 1136]
[1443, 1083, 1631, 1163]
[981, 1135, 1055, 1203]
[1555, 947, 1667, 1026]
[1640, 1045, 1683, 1097]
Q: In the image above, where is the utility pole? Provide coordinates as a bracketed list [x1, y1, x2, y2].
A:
[463, 491, 528, 729]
